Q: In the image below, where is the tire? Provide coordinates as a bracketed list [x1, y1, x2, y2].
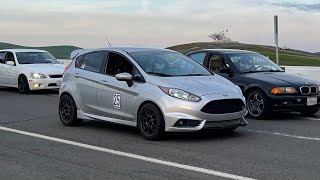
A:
[246, 89, 271, 119]
[59, 94, 83, 126]
[138, 103, 165, 140]
[300, 109, 320, 116]
[18, 75, 30, 94]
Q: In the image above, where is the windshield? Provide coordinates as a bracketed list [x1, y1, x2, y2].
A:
[16, 52, 59, 64]
[228, 53, 284, 73]
[129, 51, 211, 77]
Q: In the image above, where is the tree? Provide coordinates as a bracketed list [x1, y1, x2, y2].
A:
[208, 30, 231, 42]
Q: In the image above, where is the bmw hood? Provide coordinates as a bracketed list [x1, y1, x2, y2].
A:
[243, 72, 319, 86]
[149, 75, 241, 96]
[22, 64, 65, 75]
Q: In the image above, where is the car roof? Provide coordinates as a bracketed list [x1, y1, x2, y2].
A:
[190, 49, 257, 54]
[0, 49, 48, 53]
[72, 46, 175, 59]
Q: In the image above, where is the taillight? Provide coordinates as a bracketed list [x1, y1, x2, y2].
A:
[63, 62, 72, 74]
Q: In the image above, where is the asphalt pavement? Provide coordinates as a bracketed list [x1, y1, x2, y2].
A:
[1, 87, 320, 180]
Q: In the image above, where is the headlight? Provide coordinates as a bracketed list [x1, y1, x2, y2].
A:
[159, 87, 202, 102]
[30, 73, 47, 79]
[271, 87, 297, 95]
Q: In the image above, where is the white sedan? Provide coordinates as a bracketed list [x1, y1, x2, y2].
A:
[0, 49, 66, 93]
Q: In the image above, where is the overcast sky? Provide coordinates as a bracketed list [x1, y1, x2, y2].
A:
[0, 0, 319, 52]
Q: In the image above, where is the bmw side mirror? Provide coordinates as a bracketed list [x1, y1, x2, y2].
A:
[115, 72, 133, 87]
[280, 66, 285, 71]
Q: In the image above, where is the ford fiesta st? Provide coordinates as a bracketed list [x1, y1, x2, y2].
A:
[59, 47, 247, 140]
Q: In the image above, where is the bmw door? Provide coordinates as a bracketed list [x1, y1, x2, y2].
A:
[96, 52, 143, 123]
[72, 51, 108, 115]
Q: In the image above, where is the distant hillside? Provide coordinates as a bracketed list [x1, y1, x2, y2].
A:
[168, 42, 320, 66]
[0, 42, 80, 59]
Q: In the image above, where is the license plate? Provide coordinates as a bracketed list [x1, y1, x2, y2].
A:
[307, 97, 317, 106]
[56, 80, 61, 86]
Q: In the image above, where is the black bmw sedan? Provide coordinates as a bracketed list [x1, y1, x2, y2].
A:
[187, 49, 320, 119]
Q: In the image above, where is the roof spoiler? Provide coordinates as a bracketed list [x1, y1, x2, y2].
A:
[70, 49, 89, 60]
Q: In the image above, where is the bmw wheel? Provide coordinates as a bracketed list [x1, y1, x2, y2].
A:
[138, 103, 165, 140]
[59, 94, 83, 126]
[246, 89, 270, 119]
[18, 75, 30, 94]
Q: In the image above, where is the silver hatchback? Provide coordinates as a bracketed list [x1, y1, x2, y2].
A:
[59, 47, 247, 140]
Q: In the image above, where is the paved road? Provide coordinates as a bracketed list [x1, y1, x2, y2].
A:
[1, 87, 320, 180]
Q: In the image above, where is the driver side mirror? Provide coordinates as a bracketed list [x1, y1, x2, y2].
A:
[280, 66, 285, 71]
[6, 61, 15, 66]
[219, 68, 234, 77]
[115, 72, 133, 87]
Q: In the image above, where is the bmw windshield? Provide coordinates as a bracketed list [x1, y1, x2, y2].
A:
[16, 52, 59, 64]
[228, 53, 284, 73]
[130, 51, 212, 77]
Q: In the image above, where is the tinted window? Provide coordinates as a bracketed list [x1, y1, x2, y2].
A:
[16, 52, 58, 64]
[106, 53, 133, 76]
[75, 54, 85, 68]
[0, 52, 5, 60]
[189, 53, 206, 64]
[228, 53, 283, 73]
[130, 51, 211, 77]
[80, 51, 106, 73]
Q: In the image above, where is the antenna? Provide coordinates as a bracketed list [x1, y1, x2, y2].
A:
[106, 37, 112, 47]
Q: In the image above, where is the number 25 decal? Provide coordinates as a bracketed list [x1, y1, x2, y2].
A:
[113, 93, 121, 109]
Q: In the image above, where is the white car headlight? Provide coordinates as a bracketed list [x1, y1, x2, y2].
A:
[30, 73, 47, 79]
[160, 87, 202, 102]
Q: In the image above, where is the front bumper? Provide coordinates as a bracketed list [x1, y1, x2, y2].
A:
[28, 78, 62, 90]
[270, 95, 320, 111]
[157, 93, 248, 132]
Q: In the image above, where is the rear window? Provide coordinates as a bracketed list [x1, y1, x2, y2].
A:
[78, 51, 106, 73]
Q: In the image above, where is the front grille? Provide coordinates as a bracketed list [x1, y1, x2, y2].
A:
[300, 86, 318, 95]
[49, 74, 63, 78]
[201, 99, 245, 114]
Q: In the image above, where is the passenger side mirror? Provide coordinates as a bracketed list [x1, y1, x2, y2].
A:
[6, 61, 15, 66]
[219, 68, 234, 78]
[115, 72, 133, 87]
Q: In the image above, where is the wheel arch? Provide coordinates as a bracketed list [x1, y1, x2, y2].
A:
[137, 100, 165, 122]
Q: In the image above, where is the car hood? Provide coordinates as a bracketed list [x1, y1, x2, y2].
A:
[148, 75, 240, 96]
[21, 64, 65, 75]
[243, 72, 319, 86]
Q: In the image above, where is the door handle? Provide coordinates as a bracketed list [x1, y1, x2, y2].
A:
[100, 80, 109, 85]
[74, 73, 80, 78]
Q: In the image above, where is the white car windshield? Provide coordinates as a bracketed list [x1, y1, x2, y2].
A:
[16, 52, 59, 64]
[130, 51, 212, 77]
[228, 53, 284, 73]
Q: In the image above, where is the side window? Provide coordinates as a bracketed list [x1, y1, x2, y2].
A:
[208, 54, 229, 72]
[5, 52, 16, 66]
[105, 53, 133, 76]
[0, 52, 5, 62]
[189, 53, 206, 65]
[75, 54, 85, 68]
[79, 51, 106, 73]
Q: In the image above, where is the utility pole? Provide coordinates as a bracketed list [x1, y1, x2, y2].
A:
[274, 15, 279, 65]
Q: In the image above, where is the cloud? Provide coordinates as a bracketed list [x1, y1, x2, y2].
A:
[272, 2, 320, 12]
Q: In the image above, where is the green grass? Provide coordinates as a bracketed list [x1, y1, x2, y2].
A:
[0, 42, 80, 59]
[168, 42, 320, 66]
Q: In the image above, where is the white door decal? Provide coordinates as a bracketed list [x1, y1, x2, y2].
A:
[113, 93, 121, 109]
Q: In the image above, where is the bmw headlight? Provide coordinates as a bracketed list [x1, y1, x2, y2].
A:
[30, 73, 47, 79]
[159, 87, 201, 102]
[271, 87, 297, 95]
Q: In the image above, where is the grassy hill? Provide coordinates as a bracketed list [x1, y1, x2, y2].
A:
[168, 42, 320, 66]
[0, 42, 80, 59]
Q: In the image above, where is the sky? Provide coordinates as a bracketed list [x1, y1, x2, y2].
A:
[0, 0, 319, 52]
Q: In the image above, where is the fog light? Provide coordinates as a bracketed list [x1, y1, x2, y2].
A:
[34, 84, 40, 88]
